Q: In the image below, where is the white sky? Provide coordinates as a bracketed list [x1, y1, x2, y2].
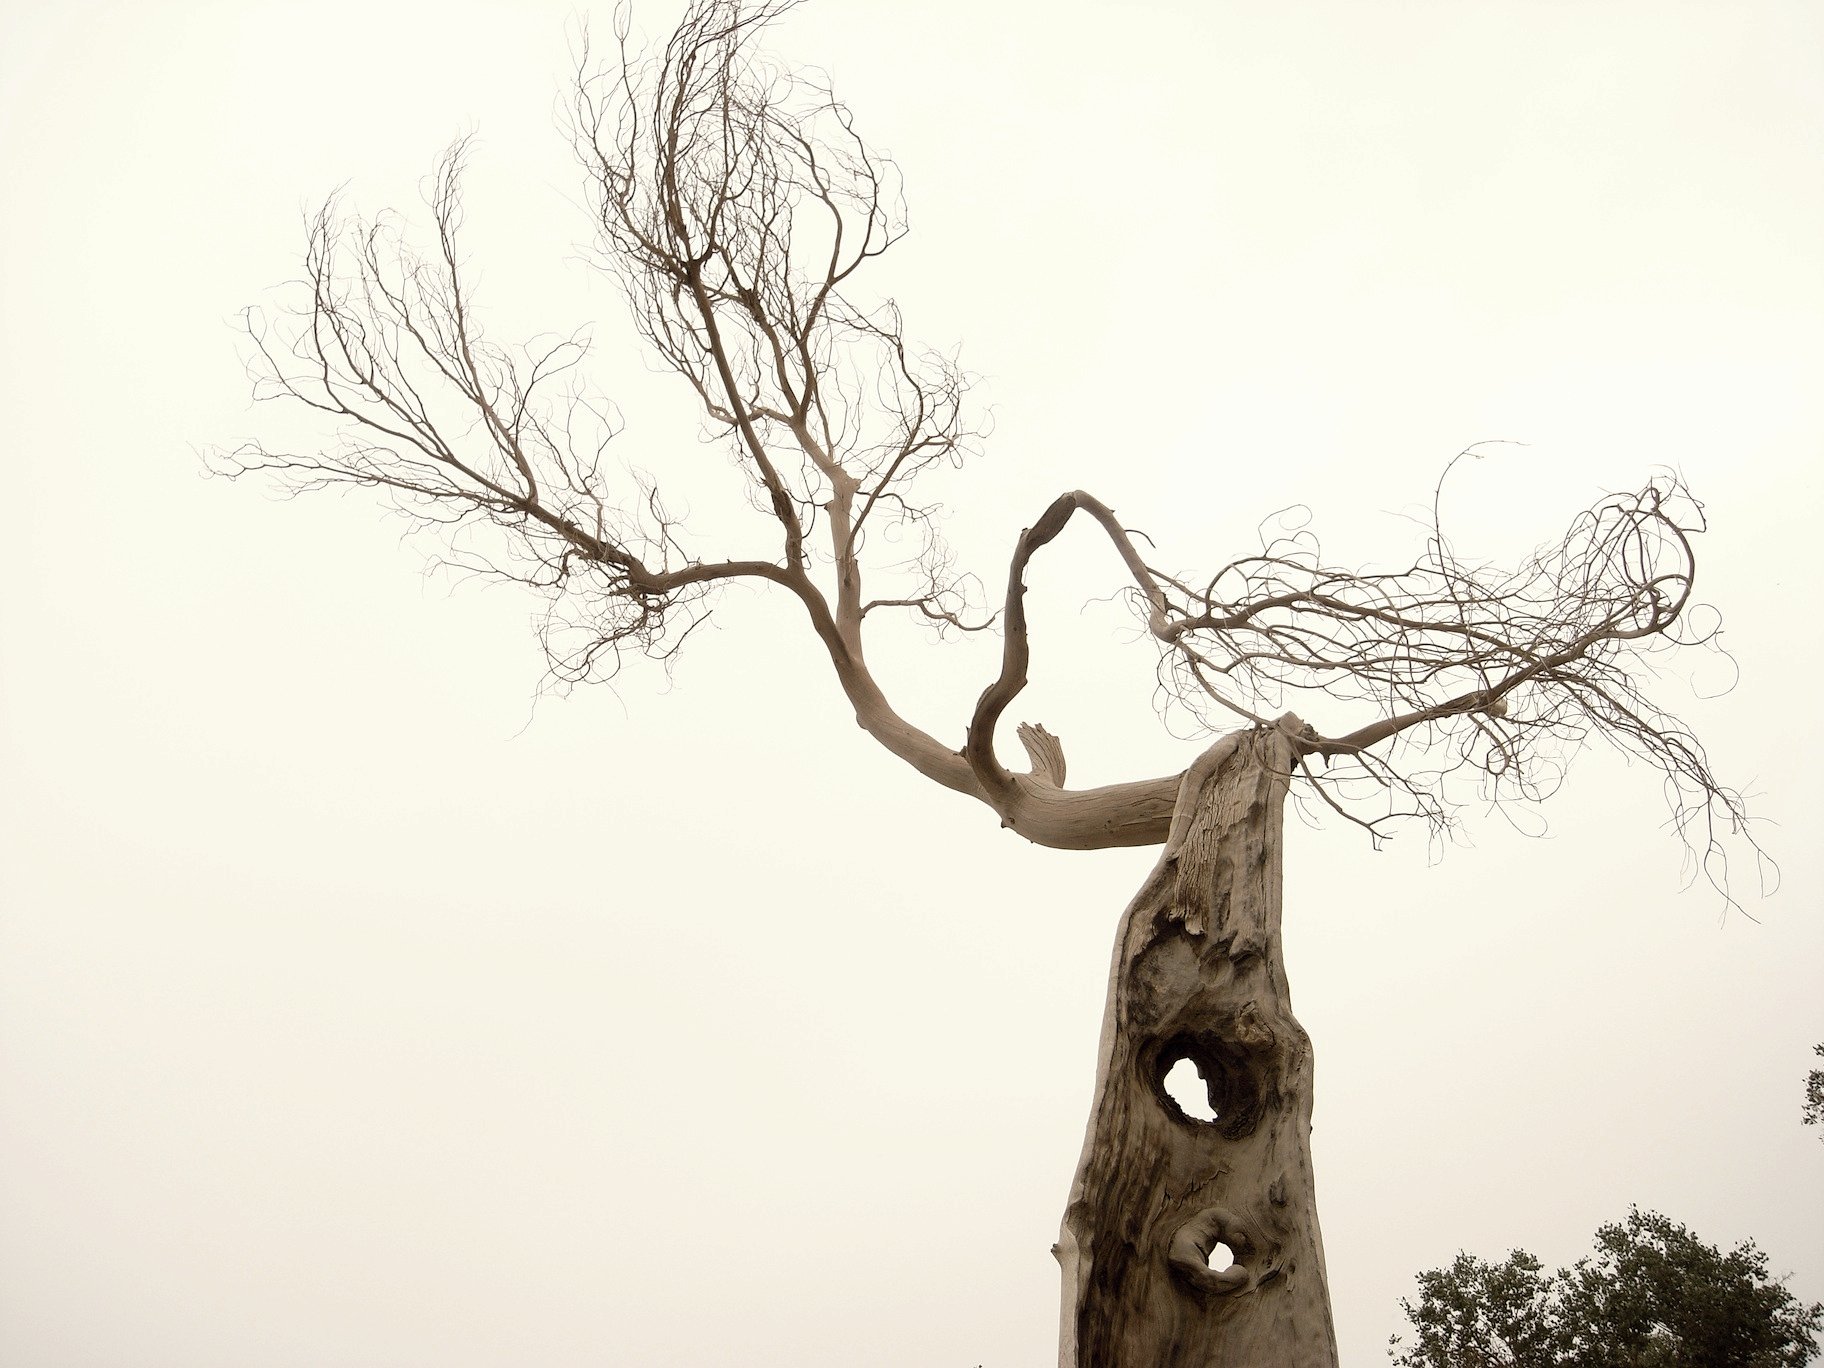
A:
[2, 2, 1821, 1364]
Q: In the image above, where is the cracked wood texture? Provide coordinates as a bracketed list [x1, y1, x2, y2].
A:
[1056, 722, 1337, 1367]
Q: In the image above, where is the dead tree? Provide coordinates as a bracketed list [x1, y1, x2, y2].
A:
[221, 4, 1754, 1364]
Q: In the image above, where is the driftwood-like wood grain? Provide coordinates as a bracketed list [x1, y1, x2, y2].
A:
[1056, 719, 1337, 1368]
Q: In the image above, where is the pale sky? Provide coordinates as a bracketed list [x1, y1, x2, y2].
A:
[2, 2, 1821, 1365]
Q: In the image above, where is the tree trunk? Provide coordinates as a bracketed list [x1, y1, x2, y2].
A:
[1055, 720, 1337, 1367]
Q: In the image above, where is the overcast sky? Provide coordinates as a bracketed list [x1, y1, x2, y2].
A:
[3, 2, 1821, 1365]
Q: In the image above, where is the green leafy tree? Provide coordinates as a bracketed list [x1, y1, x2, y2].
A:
[1389, 1248, 1561, 1368]
[1805, 1044, 1823, 1135]
[1391, 1209, 1822, 1368]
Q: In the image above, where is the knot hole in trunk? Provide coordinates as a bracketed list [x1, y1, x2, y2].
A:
[1148, 1029, 1269, 1139]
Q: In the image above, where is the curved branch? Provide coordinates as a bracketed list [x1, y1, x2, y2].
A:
[775, 556, 1183, 848]
[964, 488, 1184, 815]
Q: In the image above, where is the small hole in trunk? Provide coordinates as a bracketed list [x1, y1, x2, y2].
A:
[1162, 1055, 1219, 1122]
[1208, 1241, 1236, 1273]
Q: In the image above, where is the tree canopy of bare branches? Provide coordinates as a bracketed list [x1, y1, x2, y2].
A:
[221, 0, 1753, 893]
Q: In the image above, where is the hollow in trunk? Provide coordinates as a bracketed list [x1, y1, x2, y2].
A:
[1056, 720, 1337, 1367]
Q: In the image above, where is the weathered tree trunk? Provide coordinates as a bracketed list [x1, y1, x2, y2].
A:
[1056, 720, 1337, 1367]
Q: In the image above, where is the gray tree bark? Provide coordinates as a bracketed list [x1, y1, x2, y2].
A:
[1055, 719, 1337, 1367]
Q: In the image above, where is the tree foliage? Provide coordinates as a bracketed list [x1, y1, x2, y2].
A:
[1805, 1044, 1824, 1136]
[1390, 1209, 1823, 1368]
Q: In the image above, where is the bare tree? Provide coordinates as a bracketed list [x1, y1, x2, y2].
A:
[221, 4, 1755, 1364]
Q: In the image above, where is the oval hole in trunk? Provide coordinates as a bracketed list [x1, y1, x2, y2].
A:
[1162, 1054, 1219, 1123]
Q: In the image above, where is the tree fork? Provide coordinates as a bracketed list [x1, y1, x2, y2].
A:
[1056, 719, 1337, 1367]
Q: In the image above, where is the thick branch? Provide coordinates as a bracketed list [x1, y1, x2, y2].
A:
[963, 489, 1210, 825]
[776, 556, 1182, 848]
